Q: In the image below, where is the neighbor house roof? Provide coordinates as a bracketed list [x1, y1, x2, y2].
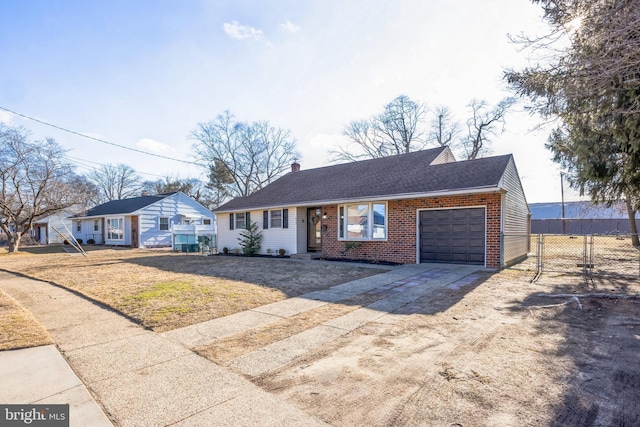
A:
[216, 147, 514, 212]
[73, 193, 177, 218]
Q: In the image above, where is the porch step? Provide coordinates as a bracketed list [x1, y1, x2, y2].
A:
[290, 252, 324, 260]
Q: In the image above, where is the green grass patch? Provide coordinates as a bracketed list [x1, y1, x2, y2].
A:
[126, 281, 195, 302]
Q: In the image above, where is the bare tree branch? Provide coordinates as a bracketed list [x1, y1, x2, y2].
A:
[0, 124, 95, 252]
[87, 164, 142, 202]
[459, 98, 515, 160]
[331, 95, 428, 162]
[192, 111, 298, 199]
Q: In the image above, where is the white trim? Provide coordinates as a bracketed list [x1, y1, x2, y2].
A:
[106, 216, 125, 241]
[415, 206, 487, 267]
[159, 217, 170, 231]
[269, 209, 283, 229]
[215, 187, 504, 213]
[337, 201, 388, 242]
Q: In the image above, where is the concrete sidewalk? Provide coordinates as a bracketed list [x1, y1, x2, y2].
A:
[0, 345, 112, 427]
[0, 271, 324, 426]
[0, 263, 482, 426]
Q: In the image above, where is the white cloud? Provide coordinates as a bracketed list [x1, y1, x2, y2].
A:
[136, 138, 174, 154]
[0, 110, 13, 124]
[223, 20, 265, 42]
[280, 20, 301, 33]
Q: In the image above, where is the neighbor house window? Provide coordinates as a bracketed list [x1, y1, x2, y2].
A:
[235, 212, 246, 229]
[75, 221, 81, 232]
[107, 217, 124, 240]
[93, 220, 100, 232]
[203, 218, 212, 225]
[270, 210, 282, 228]
[159, 217, 169, 231]
[338, 202, 386, 241]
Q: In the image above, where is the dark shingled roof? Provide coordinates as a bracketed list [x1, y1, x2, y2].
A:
[74, 193, 177, 218]
[216, 148, 513, 212]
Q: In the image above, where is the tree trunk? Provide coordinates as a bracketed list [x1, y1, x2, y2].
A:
[625, 198, 639, 247]
[7, 233, 21, 253]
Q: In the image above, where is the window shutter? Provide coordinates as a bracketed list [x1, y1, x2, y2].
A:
[245, 212, 250, 227]
[229, 213, 234, 230]
[283, 209, 288, 229]
[263, 211, 269, 229]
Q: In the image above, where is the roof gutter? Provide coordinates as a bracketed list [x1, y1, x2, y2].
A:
[215, 185, 504, 213]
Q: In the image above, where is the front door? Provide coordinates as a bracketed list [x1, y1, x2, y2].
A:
[38, 226, 47, 244]
[307, 208, 322, 252]
[131, 216, 139, 248]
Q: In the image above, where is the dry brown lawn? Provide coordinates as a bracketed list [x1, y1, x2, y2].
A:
[254, 269, 640, 426]
[0, 289, 53, 350]
[0, 246, 385, 332]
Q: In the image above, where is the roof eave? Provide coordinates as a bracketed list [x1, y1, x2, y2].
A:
[214, 185, 504, 213]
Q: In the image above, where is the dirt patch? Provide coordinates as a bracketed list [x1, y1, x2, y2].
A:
[0, 289, 53, 350]
[0, 247, 386, 332]
[195, 292, 383, 364]
[254, 269, 640, 426]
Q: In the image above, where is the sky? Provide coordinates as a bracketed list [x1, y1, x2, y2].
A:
[0, 0, 586, 203]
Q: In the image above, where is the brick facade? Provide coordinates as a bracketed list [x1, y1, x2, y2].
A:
[321, 192, 502, 268]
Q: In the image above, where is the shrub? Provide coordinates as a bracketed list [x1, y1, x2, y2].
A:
[222, 247, 229, 254]
[278, 248, 286, 256]
[87, 239, 95, 245]
[76, 239, 83, 245]
[238, 222, 262, 256]
[63, 240, 70, 245]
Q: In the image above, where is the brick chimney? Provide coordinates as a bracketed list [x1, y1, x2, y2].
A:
[291, 161, 300, 172]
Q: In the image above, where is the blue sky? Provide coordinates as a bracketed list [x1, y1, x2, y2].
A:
[0, 0, 584, 202]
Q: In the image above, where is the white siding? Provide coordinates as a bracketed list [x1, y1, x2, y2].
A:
[216, 208, 299, 255]
[47, 214, 73, 244]
[72, 219, 103, 244]
[430, 147, 457, 165]
[501, 157, 530, 266]
[137, 192, 215, 248]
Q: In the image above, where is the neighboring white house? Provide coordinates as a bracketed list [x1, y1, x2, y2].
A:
[70, 192, 215, 249]
[31, 208, 79, 244]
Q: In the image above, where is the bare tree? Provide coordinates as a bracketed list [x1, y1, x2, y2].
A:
[192, 111, 298, 198]
[459, 98, 515, 160]
[428, 105, 460, 147]
[88, 163, 142, 202]
[331, 95, 428, 162]
[0, 125, 94, 252]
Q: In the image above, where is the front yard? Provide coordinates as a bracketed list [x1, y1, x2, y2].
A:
[1, 245, 639, 424]
[0, 246, 386, 333]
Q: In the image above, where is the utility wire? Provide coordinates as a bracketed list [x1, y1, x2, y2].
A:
[64, 155, 175, 179]
[0, 105, 203, 166]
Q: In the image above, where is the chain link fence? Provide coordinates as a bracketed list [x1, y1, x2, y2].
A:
[507, 234, 640, 279]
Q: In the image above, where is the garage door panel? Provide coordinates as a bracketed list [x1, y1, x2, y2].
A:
[419, 208, 485, 265]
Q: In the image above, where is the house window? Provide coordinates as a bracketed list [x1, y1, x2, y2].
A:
[270, 210, 282, 228]
[107, 217, 124, 240]
[159, 217, 169, 231]
[203, 218, 212, 225]
[93, 220, 100, 232]
[338, 202, 386, 241]
[235, 212, 246, 229]
[75, 221, 81, 232]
